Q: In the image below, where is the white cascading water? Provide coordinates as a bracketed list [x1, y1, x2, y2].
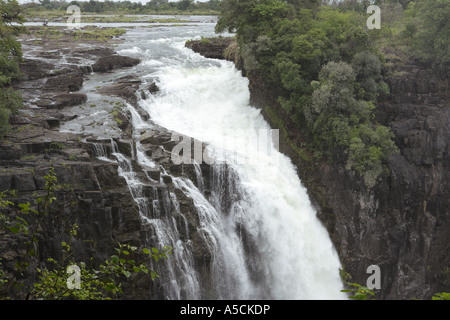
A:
[123, 38, 348, 299]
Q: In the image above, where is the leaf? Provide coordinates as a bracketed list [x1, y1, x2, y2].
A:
[122, 270, 131, 278]
[143, 248, 150, 255]
[150, 271, 159, 281]
[8, 226, 19, 233]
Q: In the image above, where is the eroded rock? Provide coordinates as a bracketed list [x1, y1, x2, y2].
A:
[92, 55, 140, 73]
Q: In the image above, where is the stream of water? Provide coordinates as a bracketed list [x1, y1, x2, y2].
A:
[60, 17, 346, 299]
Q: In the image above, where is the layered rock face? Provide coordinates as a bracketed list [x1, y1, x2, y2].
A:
[2, 31, 447, 299]
[0, 31, 184, 299]
[187, 38, 449, 299]
[1, 31, 239, 300]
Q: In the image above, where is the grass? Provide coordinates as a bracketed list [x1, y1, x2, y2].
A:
[79, 16, 193, 24]
[73, 26, 127, 41]
[24, 8, 219, 22]
[20, 154, 35, 161]
[27, 25, 128, 44]
[23, 9, 218, 22]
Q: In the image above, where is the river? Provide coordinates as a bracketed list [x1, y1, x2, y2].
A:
[59, 17, 346, 300]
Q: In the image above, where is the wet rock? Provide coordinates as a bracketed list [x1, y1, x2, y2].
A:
[145, 168, 161, 181]
[92, 55, 140, 73]
[73, 47, 115, 60]
[140, 129, 175, 148]
[44, 117, 60, 130]
[148, 82, 159, 94]
[116, 109, 132, 131]
[54, 93, 88, 107]
[161, 174, 172, 184]
[113, 139, 135, 158]
[9, 115, 32, 126]
[93, 162, 125, 189]
[79, 65, 93, 74]
[13, 172, 36, 192]
[0, 174, 12, 191]
[18, 59, 55, 81]
[0, 145, 22, 161]
[20, 142, 51, 154]
[36, 93, 87, 109]
[44, 69, 84, 93]
[97, 75, 141, 105]
[185, 37, 234, 60]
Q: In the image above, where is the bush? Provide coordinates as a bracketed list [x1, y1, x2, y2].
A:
[0, 0, 25, 140]
[216, 0, 399, 188]
[307, 61, 398, 186]
[405, 0, 450, 78]
[0, 107, 11, 139]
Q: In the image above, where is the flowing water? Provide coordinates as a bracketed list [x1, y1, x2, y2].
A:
[60, 17, 346, 299]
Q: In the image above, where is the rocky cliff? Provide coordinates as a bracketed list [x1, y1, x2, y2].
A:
[1, 28, 448, 299]
[0, 27, 216, 299]
[186, 38, 449, 299]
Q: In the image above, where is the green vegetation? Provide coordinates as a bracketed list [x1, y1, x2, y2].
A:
[216, 0, 448, 188]
[0, 0, 25, 140]
[73, 26, 127, 41]
[432, 292, 450, 300]
[0, 168, 171, 299]
[400, 0, 449, 78]
[22, 0, 221, 17]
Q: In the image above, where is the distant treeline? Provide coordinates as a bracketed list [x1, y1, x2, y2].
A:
[22, 0, 221, 14]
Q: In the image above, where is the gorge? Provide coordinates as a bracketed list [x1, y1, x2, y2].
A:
[0, 12, 448, 300]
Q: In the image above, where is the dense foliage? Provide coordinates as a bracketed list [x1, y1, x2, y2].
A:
[0, 0, 24, 140]
[22, 0, 221, 15]
[216, 0, 415, 187]
[402, 0, 450, 78]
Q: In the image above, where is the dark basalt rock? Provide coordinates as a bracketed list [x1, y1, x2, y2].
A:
[97, 75, 142, 105]
[18, 59, 56, 81]
[92, 55, 140, 73]
[186, 38, 450, 300]
[148, 82, 160, 94]
[44, 69, 84, 93]
[185, 37, 234, 60]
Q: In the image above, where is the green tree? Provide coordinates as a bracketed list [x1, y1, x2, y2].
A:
[405, 0, 450, 77]
[0, 0, 25, 140]
[216, 0, 398, 187]
[306, 61, 397, 187]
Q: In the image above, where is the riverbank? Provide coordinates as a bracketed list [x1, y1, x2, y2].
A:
[185, 37, 449, 300]
[1, 25, 151, 299]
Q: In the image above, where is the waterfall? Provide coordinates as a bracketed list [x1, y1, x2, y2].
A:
[133, 57, 346, 300]
[93, 29, 347, 299]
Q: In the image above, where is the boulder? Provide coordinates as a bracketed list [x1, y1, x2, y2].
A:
[97, 75, 141, 105]
[13, 172, 36, 192]
[19, 59, 55, 81]
[92, 55, 140, 73]
[148, 82, 159, 94]
[185, 37, 234, 60]
[54, 93, 88, 107]
[44, 69, 84, 93]
[36, 93, 87, 109]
